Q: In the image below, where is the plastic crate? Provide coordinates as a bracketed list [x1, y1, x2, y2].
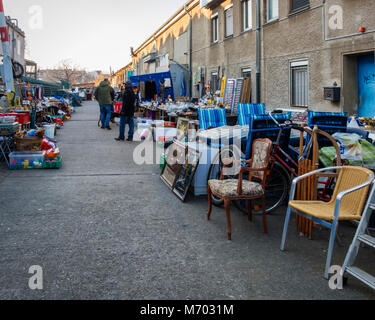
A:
[0, 113, 30, 124]
[9, 151, 44, 170]
[0, 122, 19, 136]
[42, 156, 62, 169]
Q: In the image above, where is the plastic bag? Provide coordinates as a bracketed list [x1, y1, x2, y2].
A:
[332, 133, 363, 161]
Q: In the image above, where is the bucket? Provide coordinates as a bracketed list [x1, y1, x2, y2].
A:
[43, 124, 56, 139]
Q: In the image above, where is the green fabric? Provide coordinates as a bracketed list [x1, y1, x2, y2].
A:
[320, 139, 375, 169]
[94, 81, 113, 105]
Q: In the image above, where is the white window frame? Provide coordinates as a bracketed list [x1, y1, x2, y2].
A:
[290, 60, 309, 107]
[224, 5, 234, 38]
[241, 67, 252, 78]
[211, 13, 219, 43]
[267, 0, 279, 22]
[242, 0, 252, 31]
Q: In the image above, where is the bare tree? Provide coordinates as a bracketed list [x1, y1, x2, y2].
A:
[39, 59, 88, 84]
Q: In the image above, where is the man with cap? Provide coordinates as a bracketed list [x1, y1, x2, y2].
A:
[115, 81, 135, 142]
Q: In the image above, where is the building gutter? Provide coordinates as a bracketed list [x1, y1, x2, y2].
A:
[256, 0, 261, 103]
[184, 4, 193, 98]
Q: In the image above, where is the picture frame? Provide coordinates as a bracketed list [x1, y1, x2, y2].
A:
[160, 140, 186, 189]
[176, 117, 190, 142]
[172, 146, 201, 202]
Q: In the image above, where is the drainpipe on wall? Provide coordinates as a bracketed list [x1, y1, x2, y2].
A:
[256, 0, 261, 103]
[185, 4, 193, 98]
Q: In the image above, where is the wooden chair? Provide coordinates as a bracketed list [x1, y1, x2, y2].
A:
[280, 166, 374, 279]
[207, 138, 273, 240]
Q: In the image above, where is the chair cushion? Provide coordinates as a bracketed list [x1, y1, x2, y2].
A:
[208, 179, 264, 197]
[237, 103, 265, 126]
[198, 108, 227, 130]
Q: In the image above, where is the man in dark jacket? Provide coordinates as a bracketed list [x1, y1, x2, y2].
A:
[115, 81, 135, 141]
[94, 79, 115, 130]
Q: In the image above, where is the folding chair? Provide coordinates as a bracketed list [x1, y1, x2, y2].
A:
[237, 103, 266, 126]
[198, 108, 227, 130]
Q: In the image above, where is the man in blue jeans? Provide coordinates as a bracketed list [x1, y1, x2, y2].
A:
[115, 81, 135, 141]
[94, 79, 115, 130]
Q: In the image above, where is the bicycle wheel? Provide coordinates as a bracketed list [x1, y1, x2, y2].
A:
[234, 162, 290, 215]
[207, 144, 243, 207]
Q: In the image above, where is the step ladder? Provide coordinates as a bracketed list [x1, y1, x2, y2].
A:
[341, 181, 375, 290]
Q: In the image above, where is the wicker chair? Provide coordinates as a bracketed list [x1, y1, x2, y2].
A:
[280, 166, 374, 279]
[207, 138, 273, 240]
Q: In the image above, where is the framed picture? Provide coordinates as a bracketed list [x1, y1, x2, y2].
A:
[160, 140, 186, 189]
[172, 147, 201, 202]
[176, 117, 190, 142]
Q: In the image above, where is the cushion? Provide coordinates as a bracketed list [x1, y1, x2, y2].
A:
[237, 103, 266, 126]
[208, 179, 264, 197]
[198, 108, 227, 130]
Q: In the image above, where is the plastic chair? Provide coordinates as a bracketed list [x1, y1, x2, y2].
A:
[237, 103, 265, 126]
[198, 108, 227, 130]
[280, 166, 374, 279]
[245, 113, 292, 160]
[207, 138, 273, 240]
[307, 111, 348, 147]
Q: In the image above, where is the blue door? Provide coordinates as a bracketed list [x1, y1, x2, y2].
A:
[358, 54, 375, 117]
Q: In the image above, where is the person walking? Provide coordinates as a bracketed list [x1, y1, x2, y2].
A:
[115, 81, 135, 142]
[94, 79, 115, 130]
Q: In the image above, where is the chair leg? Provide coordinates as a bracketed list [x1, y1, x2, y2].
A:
[325, 221, 339, 280]
[224, 199, 232, 240]
[248, 200, 252, 222]
[280, 206, 292, 251]
[262, 196, 268, 234]
[207, 186, 213, 221]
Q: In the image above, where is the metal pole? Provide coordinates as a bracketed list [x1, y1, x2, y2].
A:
[0, 0, 14, 92]
[185, 4, 193, 98]
[256, 0, 261, 103]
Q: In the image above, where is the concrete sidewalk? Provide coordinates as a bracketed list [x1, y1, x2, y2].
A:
[0, 101, 374, 300]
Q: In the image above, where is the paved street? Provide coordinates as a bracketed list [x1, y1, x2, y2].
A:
[0, 101, 374, 300]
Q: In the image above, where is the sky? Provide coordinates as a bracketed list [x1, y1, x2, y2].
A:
[4, 0, 187, 72]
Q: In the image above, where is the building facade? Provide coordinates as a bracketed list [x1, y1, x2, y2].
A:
[0, 16, 26, 70]
[129, 0, 374, 114]
[110, 63, 134, 89]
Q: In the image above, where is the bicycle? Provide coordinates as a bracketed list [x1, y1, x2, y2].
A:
[208, 113, 342, 215]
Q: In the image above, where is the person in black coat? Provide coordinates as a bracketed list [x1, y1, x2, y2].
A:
[115, 81, 136, 142]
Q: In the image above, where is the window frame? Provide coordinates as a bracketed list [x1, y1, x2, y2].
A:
[267, 0, 279, 22]
[241, 67, 252, 79]
[290, 60, 309, 108]
[242, 0, 252, 32]
[290, 0, 310, 13]
[224, 4, 234, 38]
[211, 13, 219, 43]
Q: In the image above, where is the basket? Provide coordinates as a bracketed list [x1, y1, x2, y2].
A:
[42, 156, 62, 169]
[15, 136, 43, 151]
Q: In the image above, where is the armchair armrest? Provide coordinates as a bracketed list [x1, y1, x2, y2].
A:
[237, 166, 268, 195]
[289, 166, 343, 202]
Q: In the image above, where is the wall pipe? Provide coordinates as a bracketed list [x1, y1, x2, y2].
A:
[256, 0, 261, 103]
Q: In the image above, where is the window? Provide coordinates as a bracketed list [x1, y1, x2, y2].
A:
[225, 6, 233, 38]
[267, 0, 279, 21]
[290, 61, 308, 107]
[242, 0, 252, 31]
[291, 0, 310, 12]
[241, 67, 251, 79]
[211, 72, 219, 93]
[211, 14, 219, 43]
[17, 39, 21, 56]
